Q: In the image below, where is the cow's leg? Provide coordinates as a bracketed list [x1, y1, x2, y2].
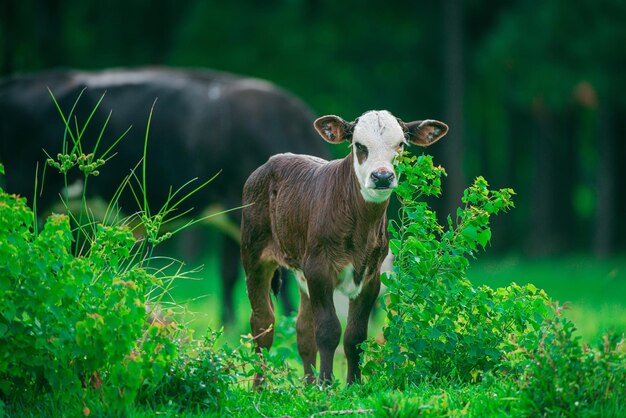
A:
[243, 255, 278, 387]
[304, 259, 341, 383]
[296, 286, 317, 383]
[344, 274, 381, 384]
[220, 235, 240, 325]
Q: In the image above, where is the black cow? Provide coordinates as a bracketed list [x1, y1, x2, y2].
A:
[0, 67, 330, 324]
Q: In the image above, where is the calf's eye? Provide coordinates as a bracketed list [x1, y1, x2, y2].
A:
[354, 142, 368, 164]
[355, 142, 368, 153]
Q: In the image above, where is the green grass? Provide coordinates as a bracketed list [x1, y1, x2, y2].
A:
[468, 254, 626, 341]
[140, 250, 626, 417]
[5, 231, 624, 417]
[128, 379, 525, 417]
[168, 245, 626, 344]
[163, 243, 626, 394]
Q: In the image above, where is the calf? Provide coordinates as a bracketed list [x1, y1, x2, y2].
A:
[241, 110, 448, 385]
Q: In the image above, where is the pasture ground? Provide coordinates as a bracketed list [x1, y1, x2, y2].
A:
[168, 244, 626, 380]
[130, 251, 625, 416]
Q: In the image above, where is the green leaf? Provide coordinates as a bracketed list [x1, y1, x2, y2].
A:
[461, 226, 478, 241]
[477, 229, 491, 248]
[428, 327, 442, 339]
[0, 275, 10, 291]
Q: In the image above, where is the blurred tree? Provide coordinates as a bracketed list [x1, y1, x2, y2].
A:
[1, 1, 16, 74]
[1, 0, 625, 256]
[594, 106, 618, 257]
[37, 0, 63, 67]
[441, 0, 466, 219]
[473, 0, 626, 256]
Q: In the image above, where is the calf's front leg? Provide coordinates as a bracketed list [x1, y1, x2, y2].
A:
[344, 274, 381, 384]
[304, 261, 341, 383]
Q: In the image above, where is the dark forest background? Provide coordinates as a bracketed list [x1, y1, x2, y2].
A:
[1, 0, 625, 258]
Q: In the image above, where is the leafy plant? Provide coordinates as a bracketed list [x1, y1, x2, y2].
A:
[502, 302, 626, 416]
[0, 90, 223, 414]
[139, 318, 300, 412]
[0, 185, 182, 412]
[362, 153, 550, 386]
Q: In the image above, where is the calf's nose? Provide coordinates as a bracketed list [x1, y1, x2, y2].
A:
[370, 168, 395, 189]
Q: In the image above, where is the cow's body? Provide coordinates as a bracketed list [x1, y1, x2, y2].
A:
[242, 152, 389, 298]
[0, 67, 329, 322]
[241, 110, 448, 385]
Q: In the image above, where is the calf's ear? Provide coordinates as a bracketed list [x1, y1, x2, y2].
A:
[402, 119, 449, 147]
[314, 115, 355, 144]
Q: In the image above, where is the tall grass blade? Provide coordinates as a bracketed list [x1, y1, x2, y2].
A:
[33, 162, 39, 237]
[142, 99, 158, 218]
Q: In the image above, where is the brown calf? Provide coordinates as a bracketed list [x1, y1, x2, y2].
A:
[241, 110, 448, 385]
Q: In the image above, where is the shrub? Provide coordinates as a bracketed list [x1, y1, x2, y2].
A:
[502, 302, 626, 416]
[0, 182, 180, 412]
[362, 153, 550, 386]
[0, 91, 202, 413]
[0, 90, 293, 414]
[139, 329, 239, 411]
[139, 319, 300, 411]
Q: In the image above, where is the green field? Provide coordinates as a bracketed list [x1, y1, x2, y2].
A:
[3, 176, 623, 416]
[168, 248, 626, 344]
[153, 250, 626, 417]
[469, 254, 626, 341]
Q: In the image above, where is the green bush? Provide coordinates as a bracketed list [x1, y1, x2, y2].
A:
[361, 152, 625, 415]
[0, 181, 282, 413]
[138, 329, 239, 411]
[502, 303, 626, 416]
[0, 91, 208, 413]
[0, 182, 180, 412]
[362, 153, 550, 386]
[139, 319, 300, 412]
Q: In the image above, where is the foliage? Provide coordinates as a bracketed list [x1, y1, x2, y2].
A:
[140, 330, 239, 411]
[502, 302, 626, 416]
[0, 166, 294, 415]
[362, 153, 550, 386]
[138, 320, 300, 412]
[0, 92, 221, 414]
[0, 185, 180, 413]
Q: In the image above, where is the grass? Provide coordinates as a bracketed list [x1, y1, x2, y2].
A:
[168, 240, 626, 343]
[129, 379, 523, 417]
[145, 247, 626, 417]
[467, 254, 626, 341]
[163, 235, 626, 390]
[5, 222, 624, 417]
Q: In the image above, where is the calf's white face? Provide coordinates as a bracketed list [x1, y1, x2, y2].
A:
[314, 110, 449, 203]
[351, 111, 405, 202]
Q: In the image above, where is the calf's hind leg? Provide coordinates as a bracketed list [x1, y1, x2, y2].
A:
[243, 258, 278, 387]
[296, 287, 317, 383]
